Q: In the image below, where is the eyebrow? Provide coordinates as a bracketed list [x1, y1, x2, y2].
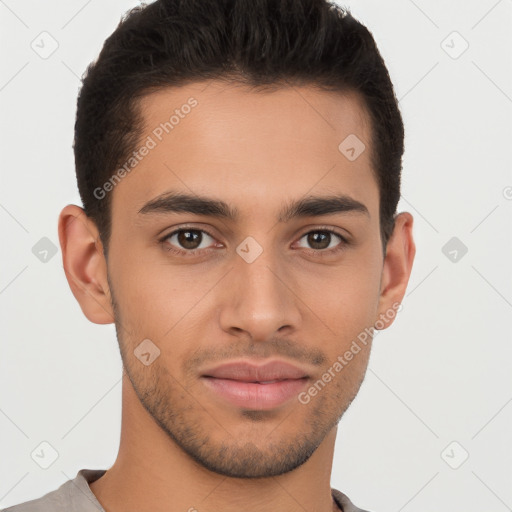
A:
[138, 191, 370, 222]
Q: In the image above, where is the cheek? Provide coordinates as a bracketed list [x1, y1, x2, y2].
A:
[111, 249, 216, 341]
[297, 260, 381, 337]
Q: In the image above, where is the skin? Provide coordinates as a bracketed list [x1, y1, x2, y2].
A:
[58, 80, 415, 512]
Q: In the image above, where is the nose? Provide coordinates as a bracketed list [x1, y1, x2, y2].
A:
[218, 243, 302, 342]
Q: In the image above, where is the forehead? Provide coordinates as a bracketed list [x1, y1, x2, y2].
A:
[111, 80, 378, 221]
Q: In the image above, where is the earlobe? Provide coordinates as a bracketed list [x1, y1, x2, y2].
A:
[375, 212, 416, 330]
[58, 204, 115, 325]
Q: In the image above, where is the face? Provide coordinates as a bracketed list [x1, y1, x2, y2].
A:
[78, 81, 405, 478]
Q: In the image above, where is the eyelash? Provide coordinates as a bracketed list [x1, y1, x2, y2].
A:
[159, 226, 349, 258]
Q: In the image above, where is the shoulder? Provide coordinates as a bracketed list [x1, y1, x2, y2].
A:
[332, 487, 374, 512]
[1, 469, 106, 512]
[1, 482, 71, 512]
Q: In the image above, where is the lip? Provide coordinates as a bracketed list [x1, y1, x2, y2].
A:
[201, 360, 310, 381]
[200, 359, 310, 410]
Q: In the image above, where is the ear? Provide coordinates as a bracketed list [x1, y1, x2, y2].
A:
[58, 204, 114, 324]
[375, 211, 416, 330]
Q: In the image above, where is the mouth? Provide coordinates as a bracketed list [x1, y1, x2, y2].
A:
[200, 376, 310, 410]
[201, 359, 310, 381]
[199, 359, 311, 410]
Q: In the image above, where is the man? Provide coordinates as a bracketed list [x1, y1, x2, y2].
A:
[3, 0, 415, 510]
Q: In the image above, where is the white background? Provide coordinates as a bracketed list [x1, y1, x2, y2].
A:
[0, 0, 511, 510]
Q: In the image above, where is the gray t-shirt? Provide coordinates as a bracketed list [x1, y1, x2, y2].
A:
[1, 469, 372, 512]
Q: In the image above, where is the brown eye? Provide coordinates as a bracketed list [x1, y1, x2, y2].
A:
[296, 229, 347, 252]
[306, 232, 331, 250]
[163, 229, 216, 252]
[177, 230, 202, 249]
